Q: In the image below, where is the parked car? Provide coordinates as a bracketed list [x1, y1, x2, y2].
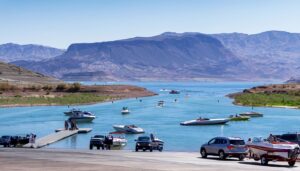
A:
[0, 135, 12, 147]
[90, 135, 105, 150]
[275, 133, 300, 145]
[135, 135, 164, 152]
[200, 137, 248, 160]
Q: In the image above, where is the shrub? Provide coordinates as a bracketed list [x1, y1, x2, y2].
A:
[42, 85, 53, 91]
[0, 83, 17, 91]
[56, 84, 68, 91]
[67, 82, 81, 92]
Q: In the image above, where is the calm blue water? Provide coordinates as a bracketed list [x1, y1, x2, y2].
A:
[0, 82, 299, 151]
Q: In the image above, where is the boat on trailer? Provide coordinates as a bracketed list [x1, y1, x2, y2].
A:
[247, 137, 300, 166]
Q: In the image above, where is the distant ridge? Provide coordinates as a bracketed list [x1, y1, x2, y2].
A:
[13, 32, 251, 81]
[0, 61, 61, 85]
[0, 43, 65, 62]
[11, 30, 300, 81]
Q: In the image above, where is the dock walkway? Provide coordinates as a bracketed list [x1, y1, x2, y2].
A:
[23, 128, 92, 148]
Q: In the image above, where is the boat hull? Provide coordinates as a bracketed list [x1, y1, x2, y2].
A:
[69, 117, 95, 122]
[113, 125, 144, 134]
[180, 119, 229, 126]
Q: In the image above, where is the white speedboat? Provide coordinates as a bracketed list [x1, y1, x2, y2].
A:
[247, 137, 300, 166]
[64, 108, 82, 115]
[121, 107, 130, 114]
[112, 136, 127, 148]
[180, 118, 230, 126]
[240, 112, 263, 117]
[68, 112, 96, 122]
[113, 125, 145, 134]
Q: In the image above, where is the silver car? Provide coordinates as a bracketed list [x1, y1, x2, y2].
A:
[200, 137, 248, 160]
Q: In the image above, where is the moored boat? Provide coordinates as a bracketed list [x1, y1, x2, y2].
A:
[240, 112, 263, 117]
[68, 111, 96, 122]
[169, 90, 180, 94]
[113, 125, 145, 134]
[229, 115, 250, 121]
[121, 107, 130, 114]
[157, 100, 165, 107]
[180, 117, 230, 126]
[64, 108, 82, 115]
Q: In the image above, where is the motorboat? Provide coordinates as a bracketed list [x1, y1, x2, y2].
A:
[64, 108, 82, 115]
[169, 90, 180, 94]
[247, 137, 300, 166]
[113, 125, 145, 134]
[121, 107, 130, 114]
[240, 112, 263, 117]
[180, 117, 230, 126]
[68, 111, 96, 122]
[229, 115, 250, 121]
[112, 136, 127, 148]
[157, 100, 165, 107]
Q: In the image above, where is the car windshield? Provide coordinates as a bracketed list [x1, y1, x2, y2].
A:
[281, 134, 298, 141]
[138, 137, 150, 141]
[229, 140, 245, 145]
[2, 136, 10, 139]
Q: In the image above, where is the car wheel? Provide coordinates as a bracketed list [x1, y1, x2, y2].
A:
[89, 145, 93, 150]
[102, 146, 105, 150]
[218, 150, 226, 160]
[135, 147, 138, 152]
[200, 148, 207, 158]
[238, 154, 245, 161]
[97, 146, 100, 150]
[150, 148, 153, 152]
[143, 149, 146, 152]
[288, 161, 296, 167]
[261, 156, 268, 165]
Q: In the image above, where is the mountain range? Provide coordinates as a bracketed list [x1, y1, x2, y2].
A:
[3, 31, 300, 81]
[0, 43, 64, 62]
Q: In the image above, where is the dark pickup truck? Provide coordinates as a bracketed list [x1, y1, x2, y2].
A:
[0, 135, 30, 147]
[90, 135, 105, 150]
[135, 135, 164, 152]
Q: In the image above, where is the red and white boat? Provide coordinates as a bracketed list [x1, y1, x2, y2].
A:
[247, 137, 300, 166]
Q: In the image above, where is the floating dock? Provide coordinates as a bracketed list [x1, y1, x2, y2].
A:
[23, 128, 92, 148]
[55, 128, 92, 133]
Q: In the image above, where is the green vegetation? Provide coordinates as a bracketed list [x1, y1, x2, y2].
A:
[233, 93, 300, 108]
[0, 93, 111, 106]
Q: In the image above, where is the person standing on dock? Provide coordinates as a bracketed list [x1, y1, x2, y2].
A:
[64, 120, 69, 130]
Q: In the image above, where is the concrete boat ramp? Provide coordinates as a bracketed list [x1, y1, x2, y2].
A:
[23, 128, 92, 148]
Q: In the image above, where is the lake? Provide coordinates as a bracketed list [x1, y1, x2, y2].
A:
[0, 82, 299, 151]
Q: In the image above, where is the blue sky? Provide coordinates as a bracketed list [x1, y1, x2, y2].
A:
[0, 0, 299, 48]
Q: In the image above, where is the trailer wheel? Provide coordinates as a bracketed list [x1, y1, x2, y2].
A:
[288, 161, 296, 167]
[261, 156, 268, 165]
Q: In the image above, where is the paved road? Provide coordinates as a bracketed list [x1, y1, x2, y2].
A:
[0, 148, 299, 171]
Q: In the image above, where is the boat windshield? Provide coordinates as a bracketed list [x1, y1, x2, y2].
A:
[252, 137, 264, 142]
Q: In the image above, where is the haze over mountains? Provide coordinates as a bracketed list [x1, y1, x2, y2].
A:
[2, 31, 300, 81]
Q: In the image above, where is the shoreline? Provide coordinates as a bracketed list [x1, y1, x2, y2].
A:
[233, 102, 299, 110]
[0, 94, 155, 108]
[0, 148, 296, 171]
